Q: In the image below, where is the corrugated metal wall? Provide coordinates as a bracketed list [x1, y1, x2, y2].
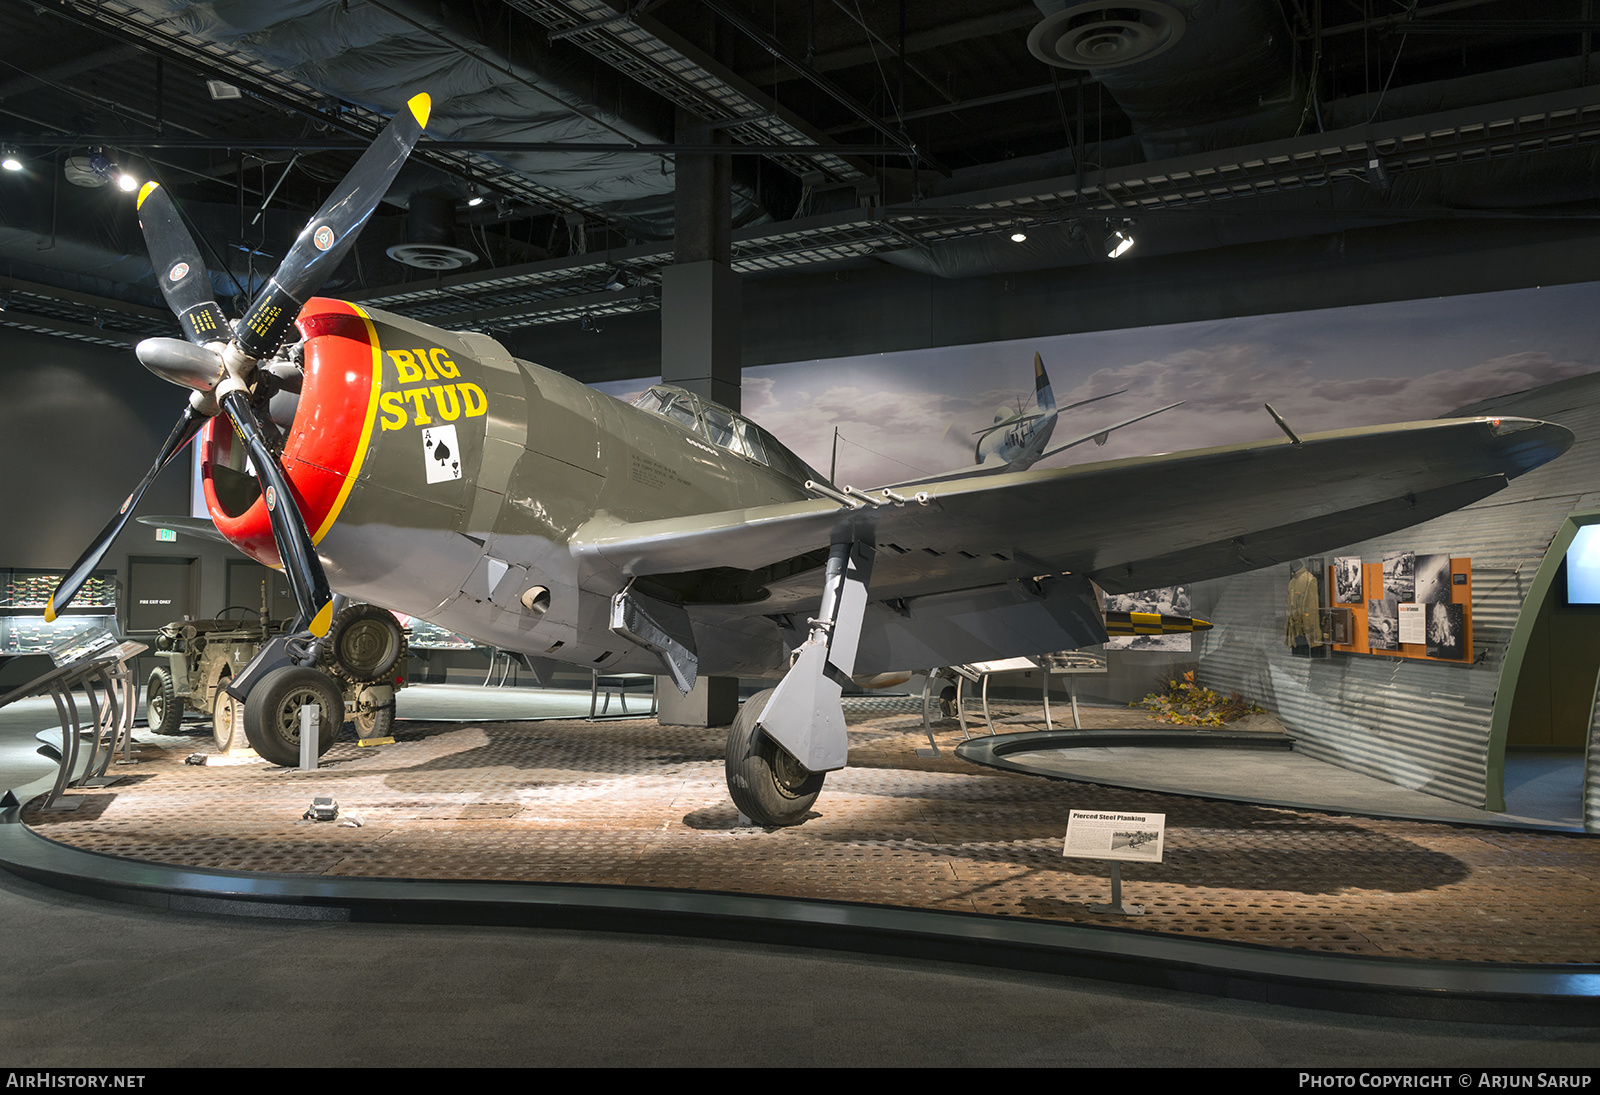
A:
[1587, 674, 1600, 830]
[1197, 372, 1600, 814]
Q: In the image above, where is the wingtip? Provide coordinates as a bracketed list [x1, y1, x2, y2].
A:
[407, 92, 431, 129]
[136, 181, 160, 209]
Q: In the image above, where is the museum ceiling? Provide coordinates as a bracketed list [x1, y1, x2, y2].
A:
[2, 0, 1600, 352]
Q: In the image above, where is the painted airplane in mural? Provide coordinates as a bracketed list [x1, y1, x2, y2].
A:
[41, 91, 1575, 828]
[890, 352, 1183, 488]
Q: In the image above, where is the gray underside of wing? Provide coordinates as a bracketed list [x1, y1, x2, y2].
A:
[572, 417, 1573, 602]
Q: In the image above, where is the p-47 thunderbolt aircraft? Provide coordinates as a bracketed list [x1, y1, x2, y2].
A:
[45, 92, 1574, 827]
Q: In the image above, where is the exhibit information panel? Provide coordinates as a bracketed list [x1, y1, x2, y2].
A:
[1328, 557, 1473, 663]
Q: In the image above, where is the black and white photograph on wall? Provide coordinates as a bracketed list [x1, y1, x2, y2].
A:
[1383, 552, 1416, 602]
[1334, 556, 1363, 604]
[1414, 553, 1453, 604]
[1427, 601, 1465, 659]
[1368, 598, 1399, 650]
[1103, 585, 1192, 651]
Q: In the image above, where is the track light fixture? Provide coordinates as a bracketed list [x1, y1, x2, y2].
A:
[1009, 226, 1027, 243]
[1, 146, 20, 172]
[1105, 220, 1135, 259]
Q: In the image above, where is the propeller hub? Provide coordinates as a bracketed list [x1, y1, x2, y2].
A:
[136, 337, 226, 395]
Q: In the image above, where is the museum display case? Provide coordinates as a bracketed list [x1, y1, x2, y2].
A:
[0, 568, 118, 655]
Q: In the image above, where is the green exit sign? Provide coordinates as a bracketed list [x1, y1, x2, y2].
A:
[155, 528, 177, 542]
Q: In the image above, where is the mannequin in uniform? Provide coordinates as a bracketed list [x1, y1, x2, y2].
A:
[1285, 561, 1323, 656]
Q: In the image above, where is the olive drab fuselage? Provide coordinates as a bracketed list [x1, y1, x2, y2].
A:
[198, 297, 815, 679]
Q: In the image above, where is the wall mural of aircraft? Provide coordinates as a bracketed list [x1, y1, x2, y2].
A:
[43, 91, 1575, 827]
[890, 352, 1183, 488]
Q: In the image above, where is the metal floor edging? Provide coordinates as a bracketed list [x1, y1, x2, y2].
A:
[1, 802, 1595, 1026]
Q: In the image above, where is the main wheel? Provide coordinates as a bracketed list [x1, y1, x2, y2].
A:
[242, 666, 343, 767]
[725, 687, 824, 827]
[145, 667, 185, 734]
[325, 604, 407, 683]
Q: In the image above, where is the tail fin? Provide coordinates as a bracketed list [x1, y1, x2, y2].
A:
[1034, 351, 1056, 413]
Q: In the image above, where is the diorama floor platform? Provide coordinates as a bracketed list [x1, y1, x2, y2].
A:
[16, 697, 1600, 967]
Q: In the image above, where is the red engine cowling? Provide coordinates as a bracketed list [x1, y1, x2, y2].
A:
[200, 298, 384, 566]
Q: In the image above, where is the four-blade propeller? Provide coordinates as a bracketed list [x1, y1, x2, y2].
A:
[46, 92, 432, 640]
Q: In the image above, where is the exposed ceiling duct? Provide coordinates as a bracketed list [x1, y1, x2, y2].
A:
[386, 193, 479, 271]
[1029, 0, 1299, 161]
[4, 1, 1600, 349]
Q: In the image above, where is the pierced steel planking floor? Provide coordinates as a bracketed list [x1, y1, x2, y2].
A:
[19, 702, 1600, 964]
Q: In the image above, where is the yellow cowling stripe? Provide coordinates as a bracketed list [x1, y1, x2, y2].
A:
[311, 304, 383, 544]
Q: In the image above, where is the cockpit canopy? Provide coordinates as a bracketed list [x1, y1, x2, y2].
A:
[629, 385, 828, 486]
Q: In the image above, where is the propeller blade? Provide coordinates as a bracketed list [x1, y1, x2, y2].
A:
[233, 92, 432, 361]
[216, 389, 334, 636]
[45, 406, 204, 622]
[136, 182, 230, 346]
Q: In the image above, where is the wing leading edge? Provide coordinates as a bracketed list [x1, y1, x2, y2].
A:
[572, 416, 1573, 601]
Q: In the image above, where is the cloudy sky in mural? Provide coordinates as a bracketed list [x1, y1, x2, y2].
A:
[594, 281, 1600, 487]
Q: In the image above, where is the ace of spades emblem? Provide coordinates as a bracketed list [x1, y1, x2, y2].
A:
[421, 424, 462, 484]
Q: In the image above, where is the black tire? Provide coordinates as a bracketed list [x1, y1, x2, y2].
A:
[724, 687, 824, 827]
[242, 666, 343, 767]
[145, 667, 185, 734]
[352, 701, 395, 739]
[325, 604, 407, 684]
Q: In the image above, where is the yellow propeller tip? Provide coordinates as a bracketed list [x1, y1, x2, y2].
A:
[43, 603, 56, 624]
[309, 600, 335, 638]
[136, 181, 160, 209]
[407, 92, 431, 129]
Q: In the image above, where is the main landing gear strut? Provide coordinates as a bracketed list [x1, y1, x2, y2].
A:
[725, 540, 874, 827]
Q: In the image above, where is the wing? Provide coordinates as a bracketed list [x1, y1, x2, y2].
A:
[1033, 400, 1185, 462]
[971, 411, 1043, 438]
[573, 416, 1572, 605]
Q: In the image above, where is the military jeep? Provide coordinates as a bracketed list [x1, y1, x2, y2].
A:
[146, 599, 408, 760]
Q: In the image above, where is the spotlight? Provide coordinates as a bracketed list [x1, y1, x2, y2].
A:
[466, 194, 484, 207]
[1, 146, 20, 172]
[116, 172, 139, 192]
[1010, 229, 1027, 243]
[1105, 223, 1135, 259]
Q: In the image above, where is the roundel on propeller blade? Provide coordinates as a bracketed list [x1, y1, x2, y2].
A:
[313, 225, 335, 251]
[265, 485, 277, 511]
[168, 262, 189, 282]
